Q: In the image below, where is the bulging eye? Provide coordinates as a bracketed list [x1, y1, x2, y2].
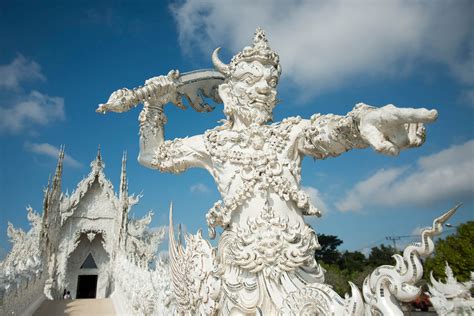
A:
[269, 78, 278, 88]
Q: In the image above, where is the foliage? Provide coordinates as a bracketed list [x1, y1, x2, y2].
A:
[316, 222, 474, 298]
[315, 234, 343, 265]
[424, 221, 474, 282]
[321, 263, 351, 295]
[339, 250, 367, 272]
[316, 234, 399, 296]
[367, 244, 397, 267]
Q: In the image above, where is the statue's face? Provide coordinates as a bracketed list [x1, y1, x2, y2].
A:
[221, 60, 279, 125]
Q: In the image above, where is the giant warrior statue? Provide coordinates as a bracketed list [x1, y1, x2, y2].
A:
[98, 28, 458, 315]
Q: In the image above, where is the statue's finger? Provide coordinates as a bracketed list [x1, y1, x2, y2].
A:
[407, 123, 418, 145]
[417, 124, 426, 137]
[386, 106, 438, 124]
[415, 124, 426, 146]
[360, 123, 400, 156]
[404, 123, 426, 147]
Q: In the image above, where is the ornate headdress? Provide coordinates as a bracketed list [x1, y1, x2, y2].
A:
[212, 27, 281, 77]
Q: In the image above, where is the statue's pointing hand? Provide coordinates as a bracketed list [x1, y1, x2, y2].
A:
[358, 104, 438, 156]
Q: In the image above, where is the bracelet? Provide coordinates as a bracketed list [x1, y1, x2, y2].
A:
[139, 102, 167, 129]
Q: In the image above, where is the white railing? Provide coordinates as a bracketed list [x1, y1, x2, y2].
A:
[0, 269, 46, 316]
[112, 254, 171, 315]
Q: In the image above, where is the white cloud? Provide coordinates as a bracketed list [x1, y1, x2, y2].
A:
[336, 167, 407, 212]
[0, 91, 65, 133]
[0, 55, 45, 90]
[24, 142, 82, 168]
[172, 0, 474, 94]
[336, 140, 474, 212]
[461, 89, 474, 107]
[190, 183, 211, 194]
[302, 186, 328, 214]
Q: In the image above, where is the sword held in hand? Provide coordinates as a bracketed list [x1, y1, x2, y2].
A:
[96, 69, 225, 114]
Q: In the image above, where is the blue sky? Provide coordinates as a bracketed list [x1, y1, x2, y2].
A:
[1, 0, 473, 257]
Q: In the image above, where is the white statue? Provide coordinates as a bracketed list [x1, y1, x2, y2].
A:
[99, 28, 450, 315]
[427, 262, 474, 315]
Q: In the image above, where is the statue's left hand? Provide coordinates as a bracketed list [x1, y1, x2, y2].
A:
[359, 104, 438, 155]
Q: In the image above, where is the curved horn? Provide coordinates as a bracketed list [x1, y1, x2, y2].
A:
[212, 47, 230, 75]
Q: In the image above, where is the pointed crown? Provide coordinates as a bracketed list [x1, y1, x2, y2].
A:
[232, 28, 280, 68]
[212, 27, 281, 77]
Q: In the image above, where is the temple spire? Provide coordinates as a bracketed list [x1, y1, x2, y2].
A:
[118, 151, 130, 250]
[119, 151, 128, 201]
[42, 174, 52, 214]
[51, 145, 64, 196]
[97, 144, 102, 161]
[41, 174, 52, 241]
[90, 144, 105, 172]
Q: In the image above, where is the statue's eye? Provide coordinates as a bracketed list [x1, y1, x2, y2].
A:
[245, 77, 254, 85]
[269, 78, 278, 88]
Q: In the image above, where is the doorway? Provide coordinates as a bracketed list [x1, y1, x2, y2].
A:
[76, 274, 98, 298]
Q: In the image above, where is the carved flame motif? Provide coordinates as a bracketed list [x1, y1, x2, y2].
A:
[169, 204, 221, 315]
[427, 262, 473, 315]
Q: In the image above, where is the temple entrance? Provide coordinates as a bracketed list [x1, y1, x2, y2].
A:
[76, 274, 98, 298]
[64, 234, 110, 299]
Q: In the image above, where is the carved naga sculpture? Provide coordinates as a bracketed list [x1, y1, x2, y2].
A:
[99, 28, 451, 315]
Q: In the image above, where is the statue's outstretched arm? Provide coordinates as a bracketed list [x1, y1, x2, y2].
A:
[137, 74, 209, 173]
[299, 103, 438, 159]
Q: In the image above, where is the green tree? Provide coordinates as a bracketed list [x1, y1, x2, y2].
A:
[338, 250, 367, 272]
[321, 263, 351, 295]
[424, 221, 474, 282]
[367, 244, 397, 267]
[315, 234, 343, 265]
[315, 236, 402, 297]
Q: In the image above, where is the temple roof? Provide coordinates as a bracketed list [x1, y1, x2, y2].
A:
[59, 147, 123, 225]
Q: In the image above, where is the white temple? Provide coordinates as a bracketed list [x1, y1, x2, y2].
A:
[0, 148, 167, 315]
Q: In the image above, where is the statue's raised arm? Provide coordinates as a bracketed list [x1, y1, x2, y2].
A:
[97, 69, 224, 174]
[298, 102, 438, 159]
[136, 72, 206, 173]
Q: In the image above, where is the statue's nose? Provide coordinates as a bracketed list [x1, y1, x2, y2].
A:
[255, 80, 270, 95]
